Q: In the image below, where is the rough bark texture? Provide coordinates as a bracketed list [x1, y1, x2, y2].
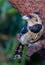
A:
[9, 0, 45, 16]
[27, 40, 45, 57]
[9, 0, 45, 59]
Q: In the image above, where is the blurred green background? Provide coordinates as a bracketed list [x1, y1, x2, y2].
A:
[0, 0, 23, 36]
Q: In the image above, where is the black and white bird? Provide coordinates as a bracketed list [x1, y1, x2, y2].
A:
[13, 12, 44, 59]
[20, 12, 44, 45]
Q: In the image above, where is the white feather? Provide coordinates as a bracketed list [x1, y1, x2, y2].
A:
[22, 15, 29, 20]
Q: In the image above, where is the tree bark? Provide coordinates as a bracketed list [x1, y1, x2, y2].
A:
[9, 0, 45, 16]
[27, 40, 45, 57]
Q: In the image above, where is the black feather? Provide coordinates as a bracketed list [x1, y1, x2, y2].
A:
[33, 12, 40, 15]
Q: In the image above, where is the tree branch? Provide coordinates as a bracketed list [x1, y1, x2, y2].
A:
[27, 40, 45, 57]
